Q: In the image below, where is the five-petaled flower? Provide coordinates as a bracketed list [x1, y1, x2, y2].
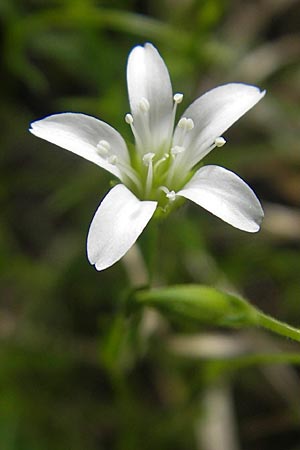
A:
[30, 43, 265, 271]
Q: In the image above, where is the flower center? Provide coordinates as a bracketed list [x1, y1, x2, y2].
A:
[122, 93, 227, 208]
[98, 92, 228, 209]
[123, 94, 198, 205]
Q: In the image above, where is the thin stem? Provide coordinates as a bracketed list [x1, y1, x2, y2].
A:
[257, 311, 300, 342]
[145, 159, 153, 198]
[122, 244, 149, 288]
[141, 219, 160, 286]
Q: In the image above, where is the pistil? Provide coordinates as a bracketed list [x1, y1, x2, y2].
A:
[142, 152, 155, 197]
[153, 153, 170, 171]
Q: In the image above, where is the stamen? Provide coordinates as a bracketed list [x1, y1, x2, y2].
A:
[175, 117, 195, 147]
[96, 136, 141, 190]
[178, 117, 188, 128]
[159, 186, 176, 202]
[139, 97, 150, 113]
[142, 152, 155, 166]
[178, 117, 194, 130]
[125, 113, 144, 151]
[108, 155, 118, 165]
[188, 136, 227, 170]
[171, 145, 185, 157]
[96, 135, 142, 191]
[125, 113, 134, 124]
[166, 93, 184, 150]
[203, 136, 227, 157]
[96, 140, 118, 166]
[186, 118, 194, 130]
[116, 160, 142, 191]
[173, 93, 183, 104]
[215, 136, 226, 147]
[126, 98, 152, 153]
[167, 190, 176, 202]
[96, 140, 111, 156]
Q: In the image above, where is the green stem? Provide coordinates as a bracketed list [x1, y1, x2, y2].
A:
[257, 311, 300, 342]
[143, 219, 160, 285]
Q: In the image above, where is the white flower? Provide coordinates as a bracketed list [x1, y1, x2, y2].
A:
[29, 43, 265, 271]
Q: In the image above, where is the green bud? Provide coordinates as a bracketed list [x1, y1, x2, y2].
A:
[135, 285, 259, 328]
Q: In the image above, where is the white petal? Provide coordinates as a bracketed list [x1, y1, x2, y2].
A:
[87, 184, 157, 271]
[177, 165, 264, 232]
[127, 43, 173, 152]
[173, 83, 265, 168]
[30, 113, 130, 179]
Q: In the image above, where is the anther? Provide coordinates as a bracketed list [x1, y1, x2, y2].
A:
[125, 113, 134, 124]
[178, 117, 187, 128]
[166, 93, 184, 149]
[166, 190, 176, 202]
[96, 140, 111, 156]
[173, 93, 183, 104]
[186, 118, 194, 130]
[160, 186, 177, 202]
[171, 145, 185, 156]
[214, 137, 226, 147]
[108, 155, 118, 165]
[139, 97, 150, 113]
[178, 117, 194, 131]
[125, 113, 145, 152]
[142, 152, 155, 166]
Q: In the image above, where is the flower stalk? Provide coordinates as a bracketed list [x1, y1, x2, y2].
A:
[256, 311, 300, 342]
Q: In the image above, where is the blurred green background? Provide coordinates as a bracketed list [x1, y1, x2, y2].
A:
[1, 0, 300, 449]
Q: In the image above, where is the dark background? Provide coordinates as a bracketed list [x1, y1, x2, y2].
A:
[1, 0, 300, 449]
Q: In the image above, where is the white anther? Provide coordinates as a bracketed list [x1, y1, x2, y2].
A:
[171, 145, 185, 156]
[96, 140, 111, 156]
[173, 93, 183, 104]
[108, 155, 118, 165]
[125, 113, 134, 124]
[178, 117, 188, 128]
[139, 97, 150, 113]
[178, 117, 194, 130]
[166, 190, 176, 202]
[186, 118, 194, 130]
[160, 186, 177, 202]
[142, 152, 155, 166]
[215, 136, 226, 147]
